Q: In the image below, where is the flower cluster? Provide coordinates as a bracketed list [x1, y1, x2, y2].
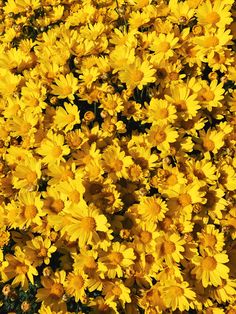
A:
[0, 0, 236, 313]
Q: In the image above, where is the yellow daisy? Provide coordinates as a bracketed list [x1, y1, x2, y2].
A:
[137, 195, 168, 222]
[192, 252, 230, 288]
[65, 270, 88, 302]
[51, 73, 79, 100]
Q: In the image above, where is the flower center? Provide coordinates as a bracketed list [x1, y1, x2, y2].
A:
[201, 234, 217, 248]
[175, 100, 187, 111]
[112, 285, 122, 296]
[61, 86, 72, 96]
[81, 217, 96, 231]
[201, 89, 215, 101]
[109, 252, 124, 265]
[169, 286, 184, 297]
[178, 193, 192, 207]
[159, 108, 169, 119]
[86, 256, 97, 269]
[133, 69, 144, 83]
[69, 190, 80, 203]
[111, 159, 123, 172]
[202, 256, 217, 271]
[154, 130, 166, 144]
[51, 199, 64, 213]
[16, 264, 28, 274]
[26, 171, 37, 184]
[38, 247, 47, 257]
[163, 240, 176, 255]
[52, 145, 62, 158]
[71, 275, 84, 289]
[203, 138, 215, 151]
[24, 205, 37, 219]
[166, 174, 177, 186]
[158, 41, 170, 53]
[140, 231, 152, 244]
[50, 283, 64, 299]
[203, 36, 219, 48]
[205, 11, 220, 25]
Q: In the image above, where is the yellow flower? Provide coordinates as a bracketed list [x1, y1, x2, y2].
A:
[36, 130, 70, 165]
[137, 195, 168, 222]
[36, 270, 67, 312]
[147, 123, 179, 155]
[197, 224, 225, 255]
[65, 270, 88, 302]
[25, 236, 57, 266]
[198, 128, 225, 154]
[3, 246, 38, 291]
[155, 232, 185, 266]
[51, 73, 79, 100]
[196, 0, 232, 29]
[118, 58, 156, 90]
[103, 279, 131, 306]
[99, 242, 136, 279]
[58, 204, 109, 248]
[192, 253, 230, 288]
[162, 279, 196, 312]
[145, 98, 177, 125]
[78, 67, 100, 89]
[53, 102, 81, 132]
[150, 32, 179, 64]
[168, 0, 196, 24]
[198, 80, 224, 112]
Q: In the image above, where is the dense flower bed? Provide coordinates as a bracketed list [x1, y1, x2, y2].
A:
[0, 0, 236, 313]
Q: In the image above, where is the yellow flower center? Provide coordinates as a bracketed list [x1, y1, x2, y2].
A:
[69, 190, 80, 202]
[154, 130, 166, 144]
[61, 85, 72, 96]
[67, 114, 75, 123]
[81, 217, 96, 231]
[169, 286, 184, 297]
[51, 199, 64, 213]
[201, 234, 217, 248]
[201, 89, 215, 101]
[132, 69, 144, 83]
[71, 275, 84, 289]
[159, 108, 169, 119]
[26, 171, 37, 184]
[85, 256, 97, 269]
[24, 205, 37, 219]
[52, 145, 62, 158]
[169, 72, 179, 81]
[16, 264, 28, 274]
[166, 174, 177, 186]
[205, 11, 220, 25]
[112, 285, 122, 296]
[111, 159, 123, 172]
[163, 240, 176, 255]
[203, 36, 219, 48]
[38, 247, 47, 257]
[109, 252, 124, 265]
[140, 231, 152, 244]
[175, 100, 187, 111]
[178, 193, 192, 207]
[203, 138, 215, 151]
[158, 41, 170, 53]
[202, 256, 217, 271]
[50, 283, 64, 299]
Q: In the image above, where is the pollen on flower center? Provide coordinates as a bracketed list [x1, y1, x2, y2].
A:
[133, 69, 144, 83]
[38, 247, 47, 257]
[112, 285, 122, 296]
[16, 264, 28, 274]
[163, 240, 176, 255]
[178, 193, 192, 207]
[201, 234, 217, 248]
[205, 12, 220, 24]
[85, 256, 97, 269]
[175, 100, 187, 111]
[69, 190, 80, 202]
[61, 86, 72, 96]
[71, 275, 84, 289]
[203, 138, 215, 151]
[154, 130, 166, 144]
[52, 145, 62, 158]
[202, 89, 215, 101]
[169, 286, 184, 297]
[50, 283, 64, 299]
[26, 171, 37, 183]
[158, 42, 170, 52]
[202, 256, 217, 271]
[140, 231, 152, 244]
[159, 108, 169, 118]
[109, 252, 124, 265]
[81, 217, 96, 231]
[203, 36, 219, 48]
[24, 205, 37, 219]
